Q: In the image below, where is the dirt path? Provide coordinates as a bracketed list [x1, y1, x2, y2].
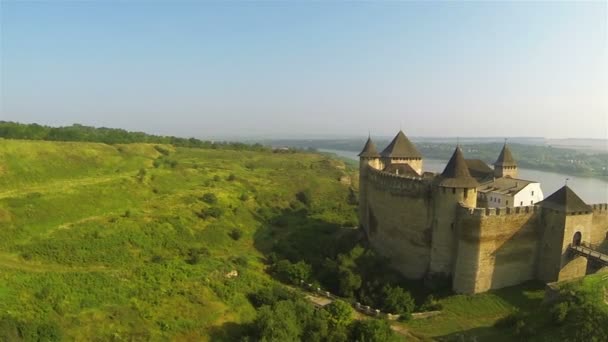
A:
[302, 290, 420, 339]
[0, 252, 116, 274]
[0, 172, 135, 200]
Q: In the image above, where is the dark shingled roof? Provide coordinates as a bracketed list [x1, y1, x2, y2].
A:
[540, 185, 591, 214]
[465, 159, 494, 180]
[358, 137, 380, 157]
[380, 130, 422, 159]
[439, 147, 479, 188]
[494, 144, 517, 167]
[383, 163, 419, 177]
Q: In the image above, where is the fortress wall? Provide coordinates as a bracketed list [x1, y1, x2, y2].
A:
[591, 204, 608, 252]
[364, 168, 432, 279]
[453, 206, 540, 293]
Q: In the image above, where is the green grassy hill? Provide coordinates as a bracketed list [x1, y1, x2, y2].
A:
[1, 138, 605, 341]
[0, 139, 358, 340]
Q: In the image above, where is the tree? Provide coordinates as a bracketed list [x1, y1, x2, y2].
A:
[324, 300, 353, 327]
[350, 319, 396, 342]
[253, 301, 301, 341]
[273, 260, 312, 285]
[338, 267, 361, 298]
[201, 193, 218, 204]
[382, 285, 415, 319]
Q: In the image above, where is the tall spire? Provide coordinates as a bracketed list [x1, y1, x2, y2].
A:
[540, 185, 591, 214]
[439, 146, 479, 188]
[380, 130, 422, 159]
[358, 136, 380, 157]
[494, 143, 516, 167]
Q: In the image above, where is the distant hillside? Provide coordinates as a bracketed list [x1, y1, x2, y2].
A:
[0, 121, 269, 151]
[262, 138, 608, 180]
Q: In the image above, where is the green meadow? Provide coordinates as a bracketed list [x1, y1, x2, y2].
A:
[0, 138, 605, 341]
[0, 139, 357, 340]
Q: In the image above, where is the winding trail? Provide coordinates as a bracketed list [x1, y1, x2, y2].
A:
[0, 252, 116, 274]
[0, 172, 135, 200]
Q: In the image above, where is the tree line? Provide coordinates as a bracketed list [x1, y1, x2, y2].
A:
[0, 121, 270, 151]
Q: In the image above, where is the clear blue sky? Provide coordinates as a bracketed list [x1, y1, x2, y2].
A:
[1, 1, 606, 139]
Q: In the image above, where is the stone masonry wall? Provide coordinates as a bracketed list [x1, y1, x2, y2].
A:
[591, 204, 608, 252]
[363, 168, 433, 279]
[453, 206, 540, 293]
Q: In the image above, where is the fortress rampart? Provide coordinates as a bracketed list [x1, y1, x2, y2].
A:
[361, 166, 433, 279]
[454, 205, 540, 293]
[358, 131, 607, 293]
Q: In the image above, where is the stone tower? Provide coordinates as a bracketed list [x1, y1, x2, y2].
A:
[430, 146, 479, 276]
[358, 136, 381, 232]
[380, 130, 423, 175]
[537, 186, 593, 282]
[494, 143, 518, 178]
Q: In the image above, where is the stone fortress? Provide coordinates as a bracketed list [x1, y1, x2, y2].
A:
[358, 131, 608, 294]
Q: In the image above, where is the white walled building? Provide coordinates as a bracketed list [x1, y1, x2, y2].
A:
[478, 178, 544, 208]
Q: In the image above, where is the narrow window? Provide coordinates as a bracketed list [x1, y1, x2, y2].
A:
[531, 191, 534, 196]
[464, 188, 468, 199]
[531, 200, 533, 205]
[452, 188, 456, 194]
[506, 200, 509, 205]
[498, 199, 501, 204]
[520, 201, 523, 206]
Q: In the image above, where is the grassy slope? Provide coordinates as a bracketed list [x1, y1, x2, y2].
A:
[0, 139, 357, 340]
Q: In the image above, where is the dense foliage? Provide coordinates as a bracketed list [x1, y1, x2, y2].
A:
[266, 138, 608, 179]
[0, 121, 270, 151]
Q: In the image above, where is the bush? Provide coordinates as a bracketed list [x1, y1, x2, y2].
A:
[227, 173, 236, 181]
[324, 300, 353, 327]
[197, 207, 223, 219]
[213, 175, 221, 181]
[551, 301, 570, 326]
[419, 294, 443, 312]
[229, 228, 243, 241]
[350, 319, 396, 342]
[381, 285, 415, 319]
[273, 259, 312, 285]
[248, 285, 297, 308]
[201, 193, 218, 204]
[239, 193, 250, 201]
[295, 190, 311, 206]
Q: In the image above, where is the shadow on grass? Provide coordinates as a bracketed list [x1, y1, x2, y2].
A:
[208, 321, 248, 342]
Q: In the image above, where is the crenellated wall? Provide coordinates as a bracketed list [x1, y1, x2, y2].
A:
[591, 204, 608, 252]
[359, 162, 608, 293]
[453, 206, 540, 293]
[362, 166, 433, 279]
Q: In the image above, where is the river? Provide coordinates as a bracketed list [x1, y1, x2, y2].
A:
[320, 149, 608, 204]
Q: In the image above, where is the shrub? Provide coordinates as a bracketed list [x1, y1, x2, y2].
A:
[381, 285, 415, 319]
[295, 190, 311, 206]
[201, 193, 218, 204]
[227, 173, 236, 181]
[273, 259, 312, 285]
[229, 228, 243, 241]
[213, 175, 221, 181]
[551, 301, 570, 326]
[350, 319, 396, 342]
[248, 285, 297, 308]
[419, 294, 443, 312]
[198, 207, 223, 219]
[239, 193, 250, 201]
[324, 300, 353, 327]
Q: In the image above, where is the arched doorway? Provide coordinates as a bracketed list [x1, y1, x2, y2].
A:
[572, 232, 582, 246]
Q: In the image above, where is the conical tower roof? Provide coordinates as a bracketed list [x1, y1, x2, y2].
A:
[540, 185, 591, 214]
[494, 143, 517, 167]
[380, 130, 422, 159]
[439, 146, 479, 188]
[358, 136, 380, 157]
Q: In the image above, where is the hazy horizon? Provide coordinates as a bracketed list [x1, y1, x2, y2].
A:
[1, 2, 607, 139]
